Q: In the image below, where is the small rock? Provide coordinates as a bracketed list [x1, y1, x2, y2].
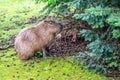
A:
[6, 65, 10, 67]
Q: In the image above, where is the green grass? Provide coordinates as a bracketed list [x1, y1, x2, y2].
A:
[0, 0, 112, 80]
[0, 0, 43, 40]
[0, 49, 110, 80]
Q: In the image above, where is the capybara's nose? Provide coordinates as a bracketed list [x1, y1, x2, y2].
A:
[57, 23, 63, 33]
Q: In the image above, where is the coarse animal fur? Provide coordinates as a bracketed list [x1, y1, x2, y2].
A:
[14, 18, 63, 60]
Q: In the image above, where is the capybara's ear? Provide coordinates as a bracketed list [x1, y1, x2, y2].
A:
[42, 16, 47, 20]
[43, 16, 56, 23]
[44, 18, 51, 23]
[44, 18, 55, 23]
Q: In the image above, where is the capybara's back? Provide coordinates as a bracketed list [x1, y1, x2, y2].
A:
[14, 19, 63, 60]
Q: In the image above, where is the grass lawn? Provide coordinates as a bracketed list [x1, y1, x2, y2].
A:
[0, 0, 111, 80]
[0, 49, 110, 80]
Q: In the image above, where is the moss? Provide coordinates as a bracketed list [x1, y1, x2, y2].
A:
[0, 49, 111, 80]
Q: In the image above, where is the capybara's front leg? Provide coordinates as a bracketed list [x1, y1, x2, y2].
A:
[42, 48, 48, 58]
[46, 47, 50, 53]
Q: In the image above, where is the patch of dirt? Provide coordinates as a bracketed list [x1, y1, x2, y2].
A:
[49, 18, 90, 56]
[0, 34, 15, 51]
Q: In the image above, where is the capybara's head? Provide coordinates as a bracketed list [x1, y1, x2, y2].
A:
[43, 18, 63, 38]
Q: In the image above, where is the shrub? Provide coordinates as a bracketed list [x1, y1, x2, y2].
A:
[72, 3, 120, 74]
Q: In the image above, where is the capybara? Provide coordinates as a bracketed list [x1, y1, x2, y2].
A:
[14, 18, 63, 60]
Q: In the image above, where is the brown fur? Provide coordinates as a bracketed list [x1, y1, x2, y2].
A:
[14, 19, 62, 60]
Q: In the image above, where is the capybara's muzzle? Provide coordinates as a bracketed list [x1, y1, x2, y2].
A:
[55, 23, 63, 33]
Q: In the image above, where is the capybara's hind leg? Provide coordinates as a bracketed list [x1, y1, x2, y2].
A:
[19, 54, 29, 60]
[18, 51, 34, 60]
